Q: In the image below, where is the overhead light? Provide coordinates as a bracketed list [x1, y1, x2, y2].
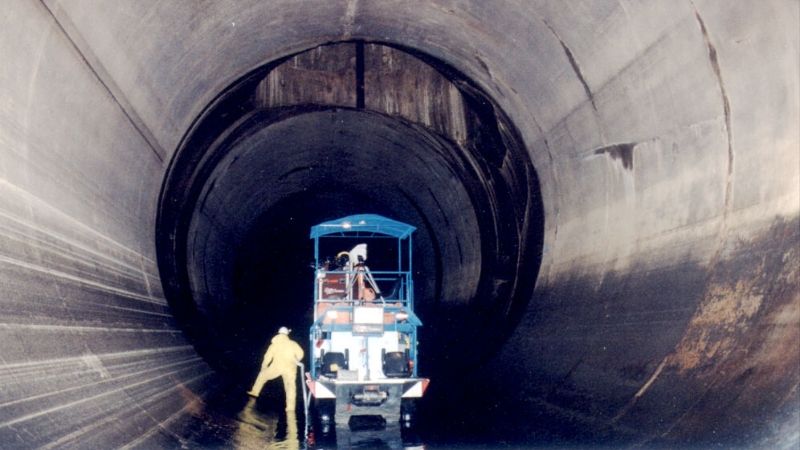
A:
[342, 221, 351, 229]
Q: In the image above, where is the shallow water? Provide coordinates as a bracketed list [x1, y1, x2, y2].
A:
[174, 394, 426, 449]
[166, 387, 587, 449]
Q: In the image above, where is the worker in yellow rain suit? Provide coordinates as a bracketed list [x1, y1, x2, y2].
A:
[247, 326, 305, 411]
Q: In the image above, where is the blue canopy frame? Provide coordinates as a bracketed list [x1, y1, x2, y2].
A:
[310, 214, 416, 239]
[311, 214, 416, 283]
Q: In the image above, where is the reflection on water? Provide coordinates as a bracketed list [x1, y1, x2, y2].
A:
[312, 421, 424, 449]
[229, 397, 424, 449]
[232, 398, 301, 449]
[169, 381, 606, 448]
[158, 379, 655, 448]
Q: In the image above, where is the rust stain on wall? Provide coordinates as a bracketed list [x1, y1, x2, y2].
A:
[669, 281, 764, 373]
[667, 218, 798, 376]
[658, 216, 800, 443]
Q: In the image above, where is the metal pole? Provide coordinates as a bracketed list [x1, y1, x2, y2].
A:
[297, 361, 309, 415]
[297, 361, 310, 438]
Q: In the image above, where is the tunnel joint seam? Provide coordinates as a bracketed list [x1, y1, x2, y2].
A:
[36, 0, 167, 163]
[691, 2, 735, 272]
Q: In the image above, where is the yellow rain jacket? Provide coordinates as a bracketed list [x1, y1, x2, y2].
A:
[249, 333, 304, 410]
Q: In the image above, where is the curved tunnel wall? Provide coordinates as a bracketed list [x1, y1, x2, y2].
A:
[158, 42, 543, 382]
[0, 1, 797, 447]
[180, 108, 491, 376]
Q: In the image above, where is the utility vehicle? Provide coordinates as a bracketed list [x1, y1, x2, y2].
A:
[306, 214, 429, 425]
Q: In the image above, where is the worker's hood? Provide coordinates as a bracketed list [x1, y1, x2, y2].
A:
[271, 333, 290, 344]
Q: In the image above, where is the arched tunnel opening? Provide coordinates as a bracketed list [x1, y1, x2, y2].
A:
[157, 42, 544, 399]
[1, 2, 798, 448]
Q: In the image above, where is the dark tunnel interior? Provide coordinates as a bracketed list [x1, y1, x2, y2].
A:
[2, 3, 797, 448]
[156, 42, 544, 412]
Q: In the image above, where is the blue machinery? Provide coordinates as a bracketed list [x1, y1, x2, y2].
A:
[306, 214, 429, 424]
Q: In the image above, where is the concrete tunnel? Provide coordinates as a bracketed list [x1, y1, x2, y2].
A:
[1, 1, 798, 448]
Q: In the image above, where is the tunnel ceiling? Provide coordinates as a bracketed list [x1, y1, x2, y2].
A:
[1, 1, 797, 448]
[156, 42, 544, 377]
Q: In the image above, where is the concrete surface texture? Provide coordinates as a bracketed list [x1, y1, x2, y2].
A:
[0, 0, 797, 448]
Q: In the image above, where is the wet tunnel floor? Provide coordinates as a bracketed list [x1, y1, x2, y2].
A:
[145, 378, 639, 449]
